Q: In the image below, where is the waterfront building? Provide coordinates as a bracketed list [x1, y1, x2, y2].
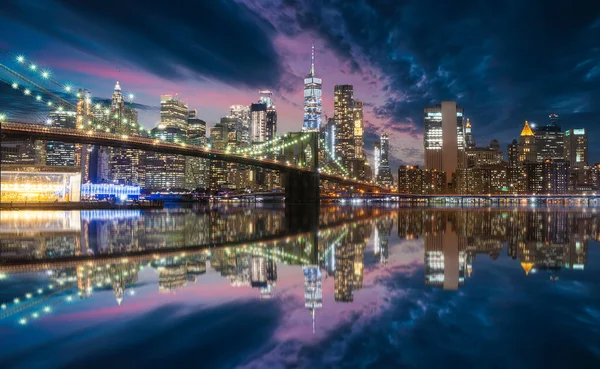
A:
[564, 128, 588, 168]
[542, 159, 569, 194]
[465, 141, 503, 168]
[423, 101, 465, 188]
[302, 43, 322, 132]
[524, 162, 544, 194]
[455, 165, 508, 194]
[0, 165, 81, 202]
[397, 166, 445, 195]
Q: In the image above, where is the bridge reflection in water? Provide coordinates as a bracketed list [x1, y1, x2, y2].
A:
[0, 206, 597, 327]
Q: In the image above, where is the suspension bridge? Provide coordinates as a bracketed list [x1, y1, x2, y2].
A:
[0, 48, 395, 202]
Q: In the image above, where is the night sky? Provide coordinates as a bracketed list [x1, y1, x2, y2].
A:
[1, 0, 600, 167]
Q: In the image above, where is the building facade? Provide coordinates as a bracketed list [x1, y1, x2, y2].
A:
[423, 101, 465, 187]
[564, 128, 588, 169]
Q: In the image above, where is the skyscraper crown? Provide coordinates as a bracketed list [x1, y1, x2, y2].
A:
[520, 120, 534, 137]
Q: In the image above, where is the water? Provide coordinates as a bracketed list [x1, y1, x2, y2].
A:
[1, 205, 599, 368]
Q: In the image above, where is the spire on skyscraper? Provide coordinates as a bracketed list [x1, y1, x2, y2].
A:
[309, 41, 315, 77]
[114, 81, 121, 91]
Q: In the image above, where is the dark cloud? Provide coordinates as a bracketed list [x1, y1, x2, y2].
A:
[0, 0, 282, 88]
[245, 0, 600, 161]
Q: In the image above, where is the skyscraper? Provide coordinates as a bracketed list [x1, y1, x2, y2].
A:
[46, 110, 77, 166]
[534, 114, 564, 161]
[464, 118, 475, 148]
[144, 96, 188, 189]
[518, 121, 536, 163]
[160, 95, 188, 130]
[250, 103, 267, 143]
[423, 101, 465, 186]
[302, 43, 322, 132]
[564, 128, 588, 168]
[230, 105, 251, 145]
[376, 133, 394, 187]
[508, 139, 519, 167]
[185, 110, 208, 189]
[334, 84, 355, 166]
[373, 142, 381, 179]
[111, 81, 125, 132]
[353, 100, 365, 160]
[266, 106, 277, 142]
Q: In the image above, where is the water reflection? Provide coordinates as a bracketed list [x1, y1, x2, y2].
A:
[0, 206, 599, 367]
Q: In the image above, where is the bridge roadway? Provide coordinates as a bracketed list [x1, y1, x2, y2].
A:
[1, 121, 391, 193]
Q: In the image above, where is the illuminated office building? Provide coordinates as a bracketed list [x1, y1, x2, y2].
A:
[535, 114, 564, 161]
[45, 110, 77, 167]
[303, 43, 322, 132]
[334, 85, 355, 166]
[111, 81, 125, 132]
[230, 105, 251, 145]
[160, 95, 188, 130]
[564, 128, 588, 168]
[144, 124, 186, 189]
[464, 118, 476, 148]
[423, 101, 465, 187]
[185, 111, 209, 189]
[518, 121, 536, 163]
[1, 138, 44, 165]
[250, 102, 267, 143]
[353, 100, 365, 160]
[373, 142, 381, 178]
[398, 165, 445, 194]
[376, 133, 394, 187]
[465, 141, 503, 168]
[542, 159, 569, 194]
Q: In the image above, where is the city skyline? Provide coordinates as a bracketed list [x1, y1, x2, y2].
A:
[2, 0, 600, 169]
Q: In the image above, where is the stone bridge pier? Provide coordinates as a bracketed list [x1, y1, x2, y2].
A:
[283, 132, 320, 204]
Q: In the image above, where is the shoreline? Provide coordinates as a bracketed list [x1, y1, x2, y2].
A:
[0, 201, 164, 210]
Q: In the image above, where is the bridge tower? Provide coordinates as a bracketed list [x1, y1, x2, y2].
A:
[282, 132, 320, 204]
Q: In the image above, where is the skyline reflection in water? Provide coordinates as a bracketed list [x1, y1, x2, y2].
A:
[1, 206, 599, 368]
